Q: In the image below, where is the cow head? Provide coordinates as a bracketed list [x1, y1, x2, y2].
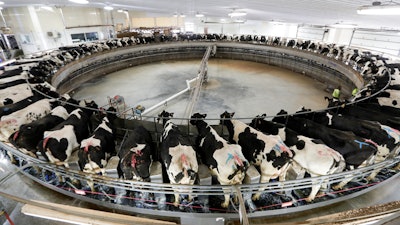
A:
[189, 113, 207, 126]
[78, 144, 107, 175]
[219, 111, 235, 125]
[157, 110, 174, 125]
[249, 113, 267, 128]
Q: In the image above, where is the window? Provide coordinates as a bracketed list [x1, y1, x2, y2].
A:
[71, 32, 99, 43]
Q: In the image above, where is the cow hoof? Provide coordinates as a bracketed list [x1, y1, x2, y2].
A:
[221, 202, 229, 208]
[252, 194, 261, 201]
[332, 184, 342, 190]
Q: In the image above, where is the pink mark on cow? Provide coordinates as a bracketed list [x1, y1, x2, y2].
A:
[43, 137, 50, 149]
[181, 154, 190, 177]
[233, 154, 244, 167]
[0, 119, 17, 126]
[131, 150, 142, 168]
[364, 139, 378, 147]
[84, 140, 93, 153]
[277, 140, 293, 157]
[13, 131, 19, 141]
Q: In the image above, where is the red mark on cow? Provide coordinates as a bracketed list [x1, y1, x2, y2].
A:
[364, 139, 378, 147]
[233, 154, 244, 167]
[13, 131, 19, 141]
[130, 150, 142, 168]
[43, 137, 50, 149]
[84, 140, 93, 153]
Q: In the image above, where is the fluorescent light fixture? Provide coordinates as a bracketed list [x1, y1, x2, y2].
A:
[68, 0, 89, 4]
[0, 2, 4, 5]
[195, 12, 204, 17]
[173, 13, 178, 17]
[357, 1, 400, 15]
[228, 10, 247, 17]
[104, 6, 113, 10]
[180, 14, 186, 17]
[41, 6, 54, 11]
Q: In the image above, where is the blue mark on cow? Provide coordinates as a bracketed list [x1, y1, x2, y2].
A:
[354, 140, 370, 149]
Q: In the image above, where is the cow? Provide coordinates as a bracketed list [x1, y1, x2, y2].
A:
[249, 114, 346, 202]
[9, 105, 70, 157]
[37, 103, 98, 167]
[0, 98, 56, 141]
[0, 91, 47, 118]
[158, 110, 199, 207]
[272, 110, 378, 189]
[219, 111, 293, 201]
[79, 107, 117, 175]
[190, 113, 249, 208]
[0, 76, 44, 90]
[300, 110, 397, 164]
[117, 125, 155, 182]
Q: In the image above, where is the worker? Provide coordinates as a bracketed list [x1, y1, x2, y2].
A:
[332, 85, 341, 100]
[352, 87, 358, 97]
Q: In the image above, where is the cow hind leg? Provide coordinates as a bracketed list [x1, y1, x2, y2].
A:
[252, 173, 272, 201]
[173, 193, 180, 207]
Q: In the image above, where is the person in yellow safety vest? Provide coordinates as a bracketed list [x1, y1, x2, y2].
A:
[332, 85, 341, 99]
[352, 87, 358, 97]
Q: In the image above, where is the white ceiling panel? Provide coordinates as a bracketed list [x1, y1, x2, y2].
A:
[0, 0, 399, 30]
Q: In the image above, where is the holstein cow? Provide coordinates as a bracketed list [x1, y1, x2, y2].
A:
[250, 114, 346, 202]
[190, 113, 249, 208]
[0, 98, 56, 141]
[79, 107, 117, 175]
[302, 110, 397, 165]
[220, 111, 293, 201]
[10, 106, 69, 157]
[158, 110, 199, 207]
[37, 104, 97, 167]
[273, 111, 378, 189]
[118, 125, 155, 181]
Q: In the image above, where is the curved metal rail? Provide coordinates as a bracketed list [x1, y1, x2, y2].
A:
[1, 141, 400, 223]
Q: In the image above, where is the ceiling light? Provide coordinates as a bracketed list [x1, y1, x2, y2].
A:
[357, 1, 400, 15]
[195, 12, 204, 18]
[180, 14, 186, 17]
[41, 6, 54, 11]
[173, 13, 178, 17]
[68, 0, 89, 4]
[0, 2, 4, 5]
[228, 10, 247, 17]
[104, 6, 113, 10]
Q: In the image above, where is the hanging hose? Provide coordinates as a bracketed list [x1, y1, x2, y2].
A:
[0, 201, 15, 225]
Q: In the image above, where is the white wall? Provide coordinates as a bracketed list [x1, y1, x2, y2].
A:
[2, 5, 400, 57]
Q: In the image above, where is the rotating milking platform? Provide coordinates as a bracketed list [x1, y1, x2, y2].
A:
[1, 41, 400, 225]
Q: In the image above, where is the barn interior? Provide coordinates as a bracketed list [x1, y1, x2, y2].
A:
[1, 1, 400, 225]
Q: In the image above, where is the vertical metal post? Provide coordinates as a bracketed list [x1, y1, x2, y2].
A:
[0, 9, 7, 27]
[348, 28, 356, 47]
[234, 185, 249, 225]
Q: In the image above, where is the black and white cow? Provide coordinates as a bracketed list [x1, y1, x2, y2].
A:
[9, 106, 70, 157]
[250, 114, 346, 202]
[78, 107, 117, 176]
[37, 104, 97, 167]
[158, 110, 199, 206]
[302, 110, 397, 163]
[220, 111, 293, 200]
[190, 113, 249, 208]
[273, 110, 378, 189]
[118, 125, 155, 182]
[0, 91, 47, 118]
[0, 98, 56, 141]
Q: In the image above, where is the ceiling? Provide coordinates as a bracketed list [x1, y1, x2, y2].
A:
[1, 0, 400, 30]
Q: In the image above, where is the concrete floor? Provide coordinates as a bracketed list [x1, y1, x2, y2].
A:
[2, 59, 400, 224]
[72, 59, 329, 122]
